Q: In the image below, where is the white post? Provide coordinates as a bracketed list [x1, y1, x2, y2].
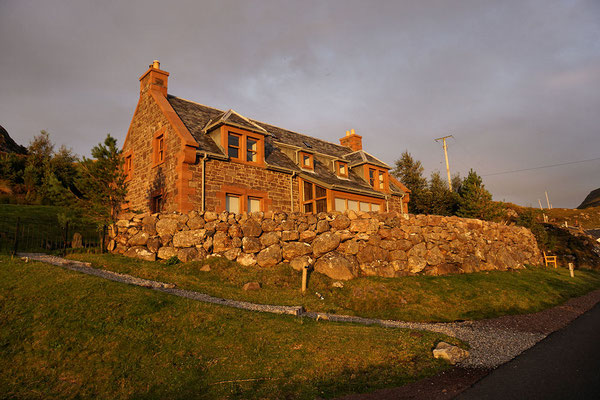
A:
[568, 263, 575, 278]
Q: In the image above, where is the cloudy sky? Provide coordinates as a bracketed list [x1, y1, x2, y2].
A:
[1, 0, 599, 208]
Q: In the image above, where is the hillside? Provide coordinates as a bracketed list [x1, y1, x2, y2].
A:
[0, 124, 26, 154]
[578, 188, 600, 209]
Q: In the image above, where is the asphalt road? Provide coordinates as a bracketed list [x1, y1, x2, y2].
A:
[456, 301, 600, 400]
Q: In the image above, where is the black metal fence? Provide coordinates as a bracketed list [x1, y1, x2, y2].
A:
[0, 217, 106, 255]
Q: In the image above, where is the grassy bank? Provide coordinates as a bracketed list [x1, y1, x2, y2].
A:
[68, 253, 600, 322]
[0, 255, 456, 399]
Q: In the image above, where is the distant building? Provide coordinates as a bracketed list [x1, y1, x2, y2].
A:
[122, 61, 410, 214]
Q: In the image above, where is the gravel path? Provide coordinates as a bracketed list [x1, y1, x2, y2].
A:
[20, 253, 598, 370]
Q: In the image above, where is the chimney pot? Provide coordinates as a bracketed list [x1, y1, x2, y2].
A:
[153, 60, 160, 69]
[351, 128, 355, 135]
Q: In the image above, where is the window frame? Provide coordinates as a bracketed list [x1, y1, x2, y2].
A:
[336, 160, 348, 178]
[221, 126, 265, 166]
[332, 191, 385, 213]
[301, 179, 328, 213]
[152, 129, 166, 167]
[123, 151, 133, 181]
[299, 151, 314, 171]
[364, 165, 389, 192]
[217, 185, 270, 213]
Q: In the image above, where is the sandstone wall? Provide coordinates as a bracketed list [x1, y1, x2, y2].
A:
[109, 210, 543, 280]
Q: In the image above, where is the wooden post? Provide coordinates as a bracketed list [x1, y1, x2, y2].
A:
[569, 263, 575, 278]
[63, 221, 69, 255]
[12, 217, 20, 256]
[302, 266, 309, 293]
[435, 135, 454, 191]
[101, 225, 107, 254]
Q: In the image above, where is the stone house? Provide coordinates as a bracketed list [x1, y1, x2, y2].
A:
[122, 61, 410, 215]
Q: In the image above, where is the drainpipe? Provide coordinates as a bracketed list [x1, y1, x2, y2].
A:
[290, 172, 296, 212]
[201, 153, 208, 212]
[385, 195, 389, 212]
[400, 193, 405, 215]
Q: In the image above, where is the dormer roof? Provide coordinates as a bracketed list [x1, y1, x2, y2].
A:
[202, 109, 269, 136]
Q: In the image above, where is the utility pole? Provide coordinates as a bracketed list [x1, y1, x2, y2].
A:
[434, 135, 454, 191]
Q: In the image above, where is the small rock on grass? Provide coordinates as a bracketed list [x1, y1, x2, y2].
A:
[332, 281, 344, 288]
[199, 264, 211, 272]
[243, 282, 261, 291]
[433, 341, 469, 365]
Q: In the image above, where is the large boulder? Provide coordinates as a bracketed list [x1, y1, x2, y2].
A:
[124, 246, 156, 261]
[256, 244, 282, 268]
[172, 229, 206, 248]
[432, 342, 469, 365]
[282, 241, 313, 260]
[242, 237, 261, 253]
[314, 252, 357, 280]
[242, 219, 263, 237]
[260, 231, 280, 247]
[213, 231, 233, 253]
[128, 232, 150, 246]
[330, 214, 351, 230]
[312, 232, 340, 257]
[157, 246, 177, 260]
[236, 253, 257, 267]
[155, 218, 180, 236]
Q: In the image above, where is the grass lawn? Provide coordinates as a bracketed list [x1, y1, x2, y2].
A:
[0, 255, 457, 399]
[67, 253, 600, 322]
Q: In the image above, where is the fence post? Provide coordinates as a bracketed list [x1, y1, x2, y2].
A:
[101, 225, 107, 254]
[12, 217, 20, 256]
[63, 221, 69, 255]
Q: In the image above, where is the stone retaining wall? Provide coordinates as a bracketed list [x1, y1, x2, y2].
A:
[109, 210, 543, 279]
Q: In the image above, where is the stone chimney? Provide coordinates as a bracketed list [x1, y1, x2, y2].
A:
[340, 129, 363, 151]
[139, 60, 169, 96]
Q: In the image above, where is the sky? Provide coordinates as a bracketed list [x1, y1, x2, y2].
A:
[1, 0, 599, 208]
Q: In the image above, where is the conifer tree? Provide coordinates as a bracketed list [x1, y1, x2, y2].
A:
[392, 151, 428, 214]
[456, 169, 502, 220]
[76, 134, 127, 224]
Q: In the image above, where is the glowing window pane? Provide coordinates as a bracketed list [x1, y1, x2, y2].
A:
[226, 194, 240, 213]
[348, 200, 358, 211]
[334, 198, 346, 211]
[247, 197, 261, 213]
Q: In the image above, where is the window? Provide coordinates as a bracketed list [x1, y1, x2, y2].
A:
[366, 166, 387, 191]
[369, 168, 376, 187]
[228, 133, 241, 159]
[302, 180, 327, 213]
[218, 185, 269, 213]
[246, 137, 258, 162]
[336, 161, 348, 178]
[247, 197, 261, 213]
[226, 194, 241, 213]
[153, 131, 166, 166]
[299, 151, 314, 170]
[223, 128, 264, 165]
[124, 154, 133, 180]
[333, 196, 382, 212]
[151, 194, 163, 213]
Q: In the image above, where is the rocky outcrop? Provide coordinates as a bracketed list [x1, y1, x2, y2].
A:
[110, 210, 543, 280]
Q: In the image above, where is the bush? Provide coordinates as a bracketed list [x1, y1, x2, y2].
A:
[165, 256, 181, 266]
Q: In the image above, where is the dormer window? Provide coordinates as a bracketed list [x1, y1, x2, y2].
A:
[336, 161, 348, 178]
[300, 151, 314, 170]
[367, 166, 388, 191]
[223, 127, 264, 166]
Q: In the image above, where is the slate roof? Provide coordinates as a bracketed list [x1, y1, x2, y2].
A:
[167, 94, 403, 197]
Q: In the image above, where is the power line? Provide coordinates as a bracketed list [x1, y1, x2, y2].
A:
[483, 156, 600, 177]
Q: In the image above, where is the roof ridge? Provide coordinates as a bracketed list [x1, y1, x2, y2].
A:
[170, 94, 355, 153]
